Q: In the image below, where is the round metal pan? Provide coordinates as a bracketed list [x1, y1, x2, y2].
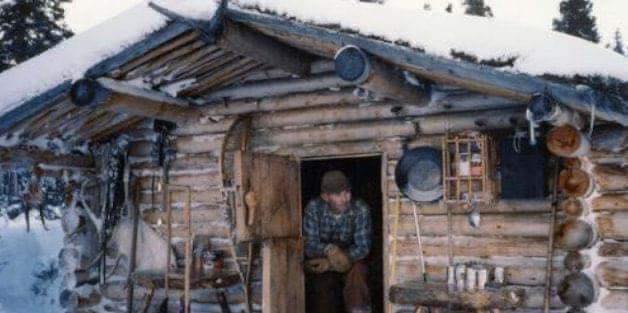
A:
[394, 147, 443, 202]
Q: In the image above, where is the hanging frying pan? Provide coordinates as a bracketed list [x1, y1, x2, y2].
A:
[395, 147, 443, 202]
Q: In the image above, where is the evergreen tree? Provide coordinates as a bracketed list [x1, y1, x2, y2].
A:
[445, 3, 453, 13]
[0, 0, 73, 72]
[463, 0, 493, 17]
[611, 29, 625, 55]
[552, 0, 600, 43]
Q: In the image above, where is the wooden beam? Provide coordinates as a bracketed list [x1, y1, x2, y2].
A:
[389, 281, 526, 309]
[69, 78, 203, 124]
[593, 164, 628, 192]
[334, 45, 429, 103]
[590, 124, 628, 153]
[0, 145, 93, 169]
[198, 73, 354, 103]
[226, 8, 628, 125]
[218, 20, 312, 76]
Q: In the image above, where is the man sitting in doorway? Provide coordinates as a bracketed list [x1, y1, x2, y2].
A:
[304, 170, 372, 313]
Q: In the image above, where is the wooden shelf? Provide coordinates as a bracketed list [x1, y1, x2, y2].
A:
[442, 132, 494, 203]
[389, 281, 525, 310]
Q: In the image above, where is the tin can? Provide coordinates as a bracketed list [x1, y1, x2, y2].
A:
[455, 264, 466, 291]
[494, 266, 504, 284]
[477, 268, 488, 290]
[466, 267, 477, 292]
[447, 266, 455, 286]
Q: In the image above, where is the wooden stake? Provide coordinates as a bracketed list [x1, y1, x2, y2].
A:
[543, 160, 560, 313]
[388, 195, 402, 313]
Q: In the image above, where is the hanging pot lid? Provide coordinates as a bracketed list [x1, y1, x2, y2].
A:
[395, 147, 443, 202]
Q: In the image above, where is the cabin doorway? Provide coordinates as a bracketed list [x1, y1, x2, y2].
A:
[301, 156, 383, 313]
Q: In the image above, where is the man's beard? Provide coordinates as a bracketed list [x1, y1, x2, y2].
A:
[330, 202, 349, 213]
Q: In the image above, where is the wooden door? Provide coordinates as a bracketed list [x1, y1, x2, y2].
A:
[233, 150, 304, 313]
[233, 150, 301, 241]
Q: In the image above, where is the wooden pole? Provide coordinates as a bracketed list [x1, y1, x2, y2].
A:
[185, 186, 191, 313]
[199, 73, 355, 103]
[69, 78, 202, 124]
[388, 195, 402, 313]
[544, 160, 559, 313]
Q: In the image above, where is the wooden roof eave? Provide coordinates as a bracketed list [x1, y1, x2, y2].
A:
[0, 2, 229, 140]
[226, 7, 628, 126]
[70, 77, 203, 125]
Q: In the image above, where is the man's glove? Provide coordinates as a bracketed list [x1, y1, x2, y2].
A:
[305, 258, 330, 273]
[325, 244, 351, 273]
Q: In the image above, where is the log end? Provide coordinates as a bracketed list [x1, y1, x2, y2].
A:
[558, 273, 596, 308]
[70, 78, 110, 107]
[560, 198, 584, 217]
[334, 45, 370, 83]
[559, 168, 592, 198]
[564, 251, 588, 272]
[547, 124, 587, 157]
[555, 220, 596, 250]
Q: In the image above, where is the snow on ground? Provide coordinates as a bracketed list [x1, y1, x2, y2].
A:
[234, 0, 628, 81]
[0, 0, 220, 118]
[0, 215, 64, 313]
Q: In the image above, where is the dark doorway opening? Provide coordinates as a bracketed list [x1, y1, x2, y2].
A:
[301, 156, 383, 313]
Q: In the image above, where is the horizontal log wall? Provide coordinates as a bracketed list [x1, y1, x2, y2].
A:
[379, 140, 568, 312]
[100, 82, 566, 313]
[584, 145, 628, 313]
[95, 118, 254, 313]
[212, 87, 554, 312]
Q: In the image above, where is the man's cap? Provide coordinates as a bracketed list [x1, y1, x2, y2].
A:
[321, 170, 350, 194]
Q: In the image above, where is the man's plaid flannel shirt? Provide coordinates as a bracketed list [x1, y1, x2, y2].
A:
[303, 197, 372, 262]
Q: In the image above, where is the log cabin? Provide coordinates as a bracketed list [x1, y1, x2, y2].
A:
[0, 1, 627, 312]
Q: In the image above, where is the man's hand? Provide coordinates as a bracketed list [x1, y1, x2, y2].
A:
[325, 244, 351, 273]
[305, 258, 331, 273]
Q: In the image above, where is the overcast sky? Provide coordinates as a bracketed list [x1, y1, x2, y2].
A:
[65, 0, 628, 47]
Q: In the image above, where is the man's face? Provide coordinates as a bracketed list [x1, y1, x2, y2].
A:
[322, 190, 351, 213]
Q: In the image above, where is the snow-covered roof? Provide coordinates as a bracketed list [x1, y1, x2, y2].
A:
[0, 0, 219, 117]
[1, 0, 626, 131]
[234, 0, 628, 82]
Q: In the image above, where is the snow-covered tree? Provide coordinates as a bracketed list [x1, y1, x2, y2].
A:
[0, 0, 73, 72]
[553, 0, 600, 43]
[611, 29, 625, 55]
[463, 0, 493, 17]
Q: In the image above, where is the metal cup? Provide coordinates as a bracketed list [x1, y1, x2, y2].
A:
[447, 266, 455, 286]
[494, 266, 504, 284]
[455, 264, 466, 291]
[477, 268, 488, 290]
[466, 267, 477, 292]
